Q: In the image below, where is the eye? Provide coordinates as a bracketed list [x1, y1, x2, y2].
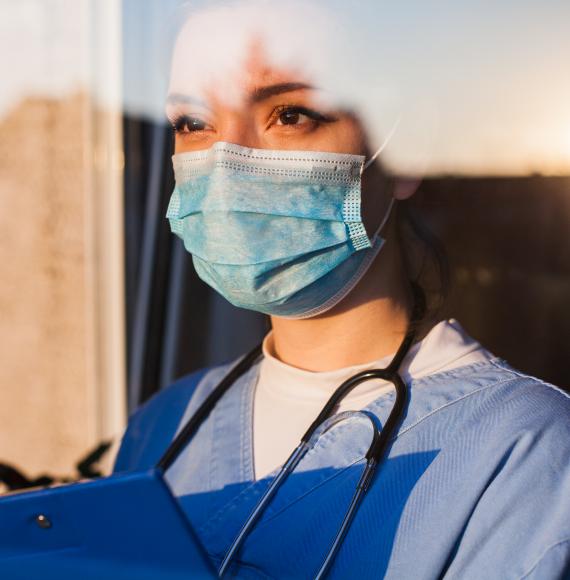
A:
[271, 106, 337, 128]
[171, 114, 210, 134]
[276, 108, 311, 126]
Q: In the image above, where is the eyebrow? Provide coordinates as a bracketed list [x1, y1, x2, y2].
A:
[250, 82, 313, 103]
[165, 82, 313, 109]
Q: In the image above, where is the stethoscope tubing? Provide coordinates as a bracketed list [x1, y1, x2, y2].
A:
[218, 442, 308, 576]
[315, 458, 377, 580]
[156, 344, 263, 473]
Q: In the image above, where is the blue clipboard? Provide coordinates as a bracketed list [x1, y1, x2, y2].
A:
[0, 469, 216, 579]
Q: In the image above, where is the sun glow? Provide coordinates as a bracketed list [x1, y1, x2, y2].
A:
[565, 128, 570, 167]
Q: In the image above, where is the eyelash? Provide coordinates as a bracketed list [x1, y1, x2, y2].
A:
[169, 105, 336, 135]
[269, 105, 336, 127]
[170, 114, 208, 134]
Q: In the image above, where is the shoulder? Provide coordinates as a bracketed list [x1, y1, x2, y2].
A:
[475, 358, 570, 428]
[483, 359, 570, 468]
[403, 357, 570, 477]
[411, 356, 570, 427]
[443, 362, 570, 577]
[113, 361, 235, 473]
[436, 357, 570, 494]
[404, 359, 570, 576]
[470, 358, 570, 457]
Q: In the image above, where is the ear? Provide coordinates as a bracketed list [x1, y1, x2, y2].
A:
[393, 178, 421, 200]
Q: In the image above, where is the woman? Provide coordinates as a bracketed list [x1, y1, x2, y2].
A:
[115, 2, 570, 578]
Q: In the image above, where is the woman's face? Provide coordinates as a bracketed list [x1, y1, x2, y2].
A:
[166, 26, 404, 235]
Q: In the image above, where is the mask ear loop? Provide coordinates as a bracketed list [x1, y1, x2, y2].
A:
[360, 117, 401, 239]
[361, 116, 401, 173]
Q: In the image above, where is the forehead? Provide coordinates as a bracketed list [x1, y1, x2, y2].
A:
[168, 1, 337, 107]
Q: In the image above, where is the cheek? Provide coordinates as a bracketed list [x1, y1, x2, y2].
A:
[259, 120, 366, 154]
[323, 119, 367, 155]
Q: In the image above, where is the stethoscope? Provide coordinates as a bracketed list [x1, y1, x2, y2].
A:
[157, 283, 426, 579]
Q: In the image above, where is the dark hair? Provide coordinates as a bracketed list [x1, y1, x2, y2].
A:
[396, 193, 451, 327]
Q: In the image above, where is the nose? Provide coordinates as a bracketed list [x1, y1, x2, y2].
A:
[217, 117, 262, 150]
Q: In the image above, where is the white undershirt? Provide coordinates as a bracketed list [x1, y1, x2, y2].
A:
[253, 319, 494, 479]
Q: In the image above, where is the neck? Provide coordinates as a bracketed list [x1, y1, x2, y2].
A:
[270, 231, 414, 372]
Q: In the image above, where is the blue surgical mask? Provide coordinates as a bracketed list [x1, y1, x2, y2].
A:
[166, 141, 394, 318]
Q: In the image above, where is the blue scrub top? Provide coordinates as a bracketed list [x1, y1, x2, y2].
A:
[114, 357, 570, 579]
